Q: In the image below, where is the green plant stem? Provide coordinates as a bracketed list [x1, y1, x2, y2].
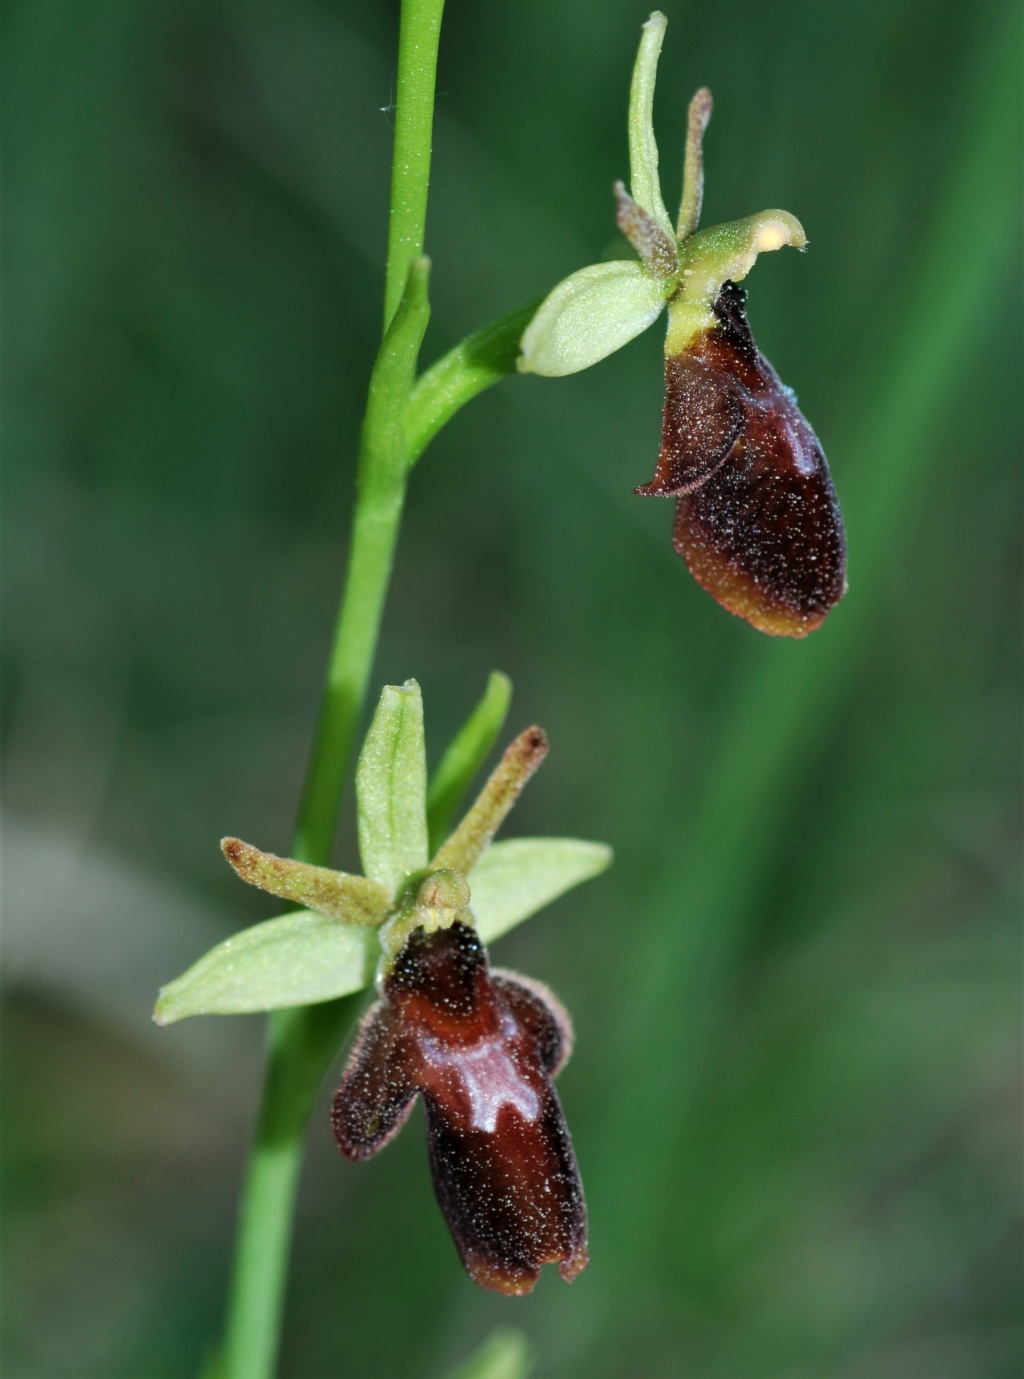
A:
[217, 0, 539, 1365]
[219, 0, 444, 1374]
[404, 297, 542, 466]
[223, 266, 431, 1379]
[384, 0, 447, 332]
[293, 260, 431, 867]
[218, 336, 533, 1379]
[222, 1000, 354, 1379]
[218, 289, 533, 1379]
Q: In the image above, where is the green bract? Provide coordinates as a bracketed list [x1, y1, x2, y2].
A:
[154, 677, 611, 1024]
[517, 10, 807, 378]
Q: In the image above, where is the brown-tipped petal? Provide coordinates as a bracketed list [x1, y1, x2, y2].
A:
[221, 838, 391, 925]
[382, 923, 588, 1295]
[332, 1001, 417, 1161]
[677, 86, 713, 240]
[614, 181, 678, 280]
[431, 727, 548, 877]
[636, 354, 743, 495]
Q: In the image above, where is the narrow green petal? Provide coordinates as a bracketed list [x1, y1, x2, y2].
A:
[432, 727, 548, 877]
[518, 261, 666, 377]
[427, 670, 512, 853]
[469, 837, 613, 945]
[356, 679, 429, 892]
[152, 912, 375, 1023]
[221, 838, 391, 925]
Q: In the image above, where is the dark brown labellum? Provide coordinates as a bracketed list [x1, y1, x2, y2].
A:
[332, 922, 588, 1295]
[639, 281, 847, 637]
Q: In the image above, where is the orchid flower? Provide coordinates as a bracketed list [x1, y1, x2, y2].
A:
[519, 12, 847, 637]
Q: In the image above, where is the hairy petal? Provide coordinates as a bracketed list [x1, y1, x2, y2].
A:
[615, 182, 678, 281]
[491, 971, 574, 1077]
[332, 1001, 417, 1161]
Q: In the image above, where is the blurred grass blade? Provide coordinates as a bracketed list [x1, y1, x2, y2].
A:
[469, 837, 613, 945]
[427, 670, 512, 852]
[446, 1329, 532, 1379]
[355, 679, 429, 892]
[153, 912, 375, 1023]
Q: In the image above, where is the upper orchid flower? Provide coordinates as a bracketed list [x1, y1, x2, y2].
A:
[519, 12, 847, 637]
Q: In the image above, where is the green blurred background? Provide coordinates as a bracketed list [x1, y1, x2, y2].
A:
[4, 0, 1021, 1374]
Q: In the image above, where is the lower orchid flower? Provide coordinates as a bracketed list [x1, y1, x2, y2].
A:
[154, 676, 609, 1294]
[518, 11, 847, 637]
[333, 901, 587, 1294]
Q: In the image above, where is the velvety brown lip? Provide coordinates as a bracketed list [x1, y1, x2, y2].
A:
[639, 280, 847, 636]
[332, 923, 587, 1295]
[636, 353, 743, 496]
[673, 449, 846, 637]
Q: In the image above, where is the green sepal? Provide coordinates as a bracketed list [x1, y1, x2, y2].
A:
[627, 11, 674, 241]
[518, 261, 667, 378]
[152, 911, 375, 1024]
[151, 837, 611, 1021]
[356, 679, 429, 892]
[470, 837, 613, 944]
